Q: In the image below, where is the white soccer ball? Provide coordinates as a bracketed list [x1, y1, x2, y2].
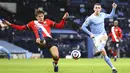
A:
[71, 50, 81, 60]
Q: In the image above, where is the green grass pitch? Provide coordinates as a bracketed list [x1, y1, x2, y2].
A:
[0, 58, 130, 73]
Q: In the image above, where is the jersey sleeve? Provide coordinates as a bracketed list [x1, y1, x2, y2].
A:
[104, 8, 116, 18]
[81, 17, 92, 36]
[10, 21, 34, 31]
[54, 19, 66, 29]
[10, 24, 27, 30]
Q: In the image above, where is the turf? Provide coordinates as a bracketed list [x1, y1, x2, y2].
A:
[0, 58, 129, 73]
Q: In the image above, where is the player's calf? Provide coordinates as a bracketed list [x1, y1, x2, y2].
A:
[113, 51, 117, 62]
[52, 56, 59, 72]
[50, 46, 59, 72]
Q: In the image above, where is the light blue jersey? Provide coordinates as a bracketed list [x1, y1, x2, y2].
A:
[81, 7, 117, 70]
[81, 8, 116, 36]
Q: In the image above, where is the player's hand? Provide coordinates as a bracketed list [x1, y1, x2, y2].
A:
[90, 34, 94, 38]
[2, 19, 11, 26]
[36, 38, 46, 45]
[0, 23, 8, 28]
[62, 12, 69, 19]
[112, 3, 117, 8]
[0, 21, 8, 28]
[116, 38, 119, 42]
[36, 38, 41, 44]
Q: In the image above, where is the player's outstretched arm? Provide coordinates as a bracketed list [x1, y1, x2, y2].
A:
[110, 3, 117, 15]
[112, 3, 117, 9]
[105, 3, 117, 18]
[2, 19, 27, 30]
[54, 12, 69, 28]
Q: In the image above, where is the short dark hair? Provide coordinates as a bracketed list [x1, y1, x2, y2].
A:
[94, 3, 101, 6]
[35, 10, 44, 17]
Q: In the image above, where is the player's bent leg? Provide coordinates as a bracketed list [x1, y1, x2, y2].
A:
[108, 42, 115, 57]
[94, 40, 106, 57]
[0, 46, 11, 60]
[49, 46, 59, 72]
[101, 49, 117, 73]
[94, 34, 108, 57]
[113, 49, 117, 62]
[50, 46, 59, 63]
[102, 49, 114, 69]
[114, 43, 119, 62]
[109, 48, 114, 57]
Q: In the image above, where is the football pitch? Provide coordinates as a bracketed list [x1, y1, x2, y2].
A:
[0, 58, 130, 73]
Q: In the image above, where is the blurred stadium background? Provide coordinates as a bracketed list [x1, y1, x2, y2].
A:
[0, 0, 130, 59]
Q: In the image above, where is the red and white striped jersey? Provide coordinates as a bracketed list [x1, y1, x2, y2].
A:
[27, 19, 54, 38]
[109, 26, 122, 42]
[10, 19, 66, 39]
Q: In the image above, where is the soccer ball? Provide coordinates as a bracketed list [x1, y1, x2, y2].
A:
[71, 50, 81, 60]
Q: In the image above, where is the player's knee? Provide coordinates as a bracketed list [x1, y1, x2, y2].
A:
[101, 49, 107, 56]
[53, 55, 59, 61]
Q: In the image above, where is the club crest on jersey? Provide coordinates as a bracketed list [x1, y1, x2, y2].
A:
[43, 21, 46, 24]
[43, 21, 48, 26]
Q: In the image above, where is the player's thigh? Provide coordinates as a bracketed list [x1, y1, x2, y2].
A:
[94, 36, 102, 47]
[95, 34, 108, 46]
[113, 43, 119, 51]
[49, 46, 59, 56]
[101, 34, 108, 42]
[45, 38, 59, 56]
[0, 46, 6, 51]
[108, 41, 114, 49]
